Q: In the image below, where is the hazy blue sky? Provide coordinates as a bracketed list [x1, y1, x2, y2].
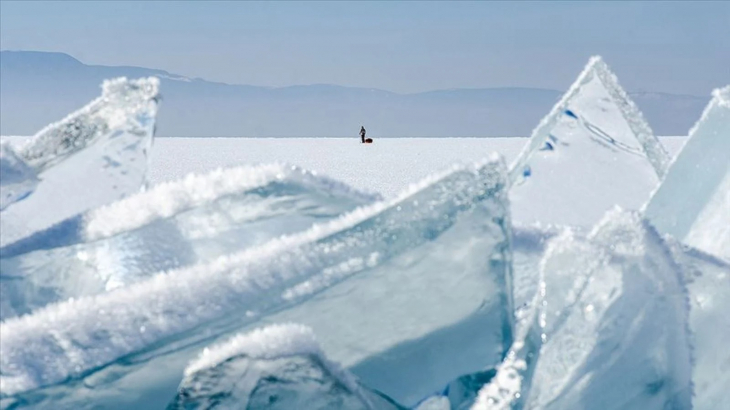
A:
[1, 1, 728, 95]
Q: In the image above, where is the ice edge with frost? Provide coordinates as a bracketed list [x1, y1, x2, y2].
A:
[183, 323, 363, 398]
[508, 56, 669, 183]
[84, 162, 381, 241]
[0, 143, 39, 211]
[19, 77, 160, 172]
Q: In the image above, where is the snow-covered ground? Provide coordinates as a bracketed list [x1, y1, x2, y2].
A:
[147, 137, 689, 198]
[2, 136, 688, 198]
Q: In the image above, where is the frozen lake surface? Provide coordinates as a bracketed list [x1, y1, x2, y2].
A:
[2, 135, 688, 198]
[141, 137, 687, 198]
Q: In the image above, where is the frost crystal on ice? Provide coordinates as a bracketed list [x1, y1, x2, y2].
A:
[0, 142, 38, 211]
[508, 56, 670, 227]
[0, 163, 378, 320]
[522, 209, 692, 410]
[169, 323, 401, 410]
[470, 279, 543, 410]
[644, 85, 730, 262]
[0, 156, 514, 409]
[0, 77, 160, 248]
[19, 77, 160, 172]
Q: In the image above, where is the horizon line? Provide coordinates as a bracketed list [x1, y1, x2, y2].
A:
[0, 135, 688, 139]
[0, 49, 709, 99]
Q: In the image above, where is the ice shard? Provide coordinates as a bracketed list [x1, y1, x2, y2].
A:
[510, 225, 560, 332]
[413, 225, 557, 410]
[0, 155, 513, 409]
[667, 242, 730, 410]
[469, 319, 541, 410]
[509, 56, 670, 227]
[644, 85, 730, 262]
[0, 164, 378, 320]
[168, 323, 402, 410]
[521, 209, 692, 410]
[472, 217, 728, 410]
[0, 142, 38, 211]
[414, 396, 451, 410]
[0, 77, 160, 248]
[470, 278, 544, 410]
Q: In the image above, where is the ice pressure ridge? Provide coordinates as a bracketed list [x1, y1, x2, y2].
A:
[1, 56, 730, 410]
[0, 154, 513, 409]
[471, 209, 694, 410]
[525, 210, 692, 410]
[170, 206, 707, 410]
[0, 162, 380, 320]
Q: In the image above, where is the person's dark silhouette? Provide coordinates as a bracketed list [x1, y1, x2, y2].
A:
[360, 126, 366, 143]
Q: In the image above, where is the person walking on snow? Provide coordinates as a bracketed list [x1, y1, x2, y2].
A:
[360, 126, 366, 143]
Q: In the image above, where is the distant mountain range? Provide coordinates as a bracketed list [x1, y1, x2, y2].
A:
[0, 51, 709, 137]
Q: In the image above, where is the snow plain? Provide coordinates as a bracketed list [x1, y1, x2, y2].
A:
[4, 136, 685, 198]
[2, 135, 687, 198]
[0, 136, 686, 202]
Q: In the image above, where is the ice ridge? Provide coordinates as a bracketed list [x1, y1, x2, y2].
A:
[0, 155, 510, 401]
[85, 162, 381, 242]
[0, 162, 381, 321]
[0, 162, 380, 257]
